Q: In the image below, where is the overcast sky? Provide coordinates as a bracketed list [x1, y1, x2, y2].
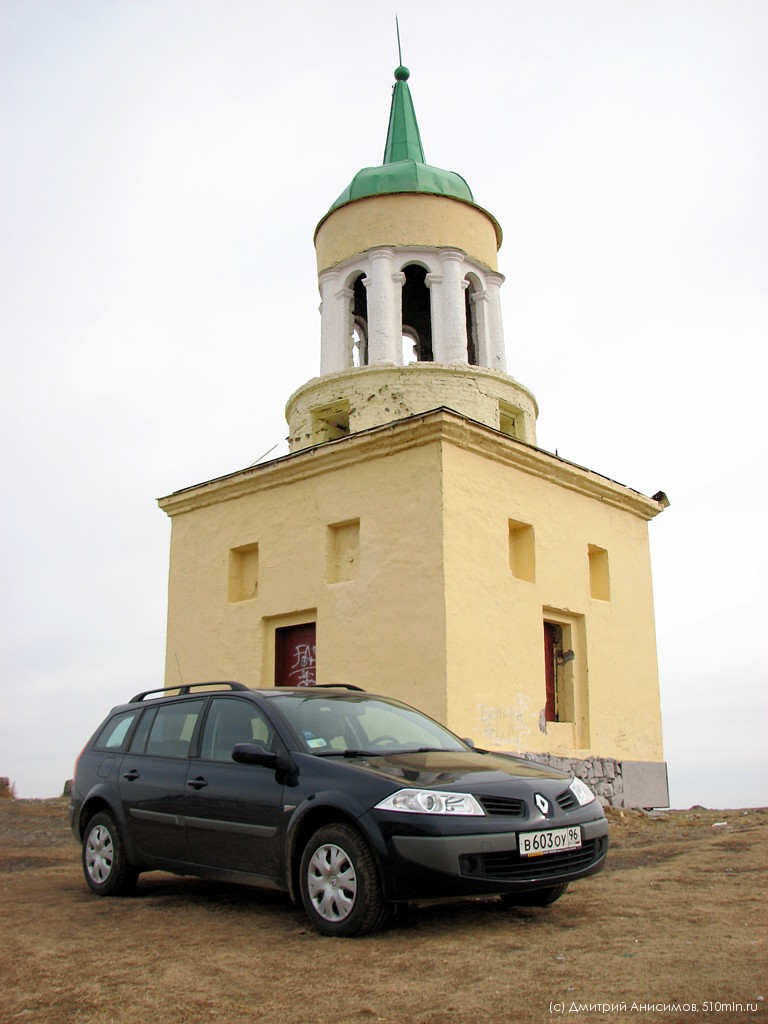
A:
[1, 0, 766, 807]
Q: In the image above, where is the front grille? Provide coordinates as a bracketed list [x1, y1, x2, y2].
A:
[461, 838, 606, 881]
[478, 795, 527, 818]
[556, 788, 579, 812]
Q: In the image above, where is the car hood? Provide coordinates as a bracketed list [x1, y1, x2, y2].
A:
[339, 749, 570, 791]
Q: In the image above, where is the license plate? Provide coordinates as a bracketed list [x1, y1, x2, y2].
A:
[519, 826, 582, 857]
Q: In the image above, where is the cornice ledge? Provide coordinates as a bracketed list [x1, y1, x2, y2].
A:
[157, 413, 450, 517]
[158, 407, 664, 521]
[438, 414, 664, 520]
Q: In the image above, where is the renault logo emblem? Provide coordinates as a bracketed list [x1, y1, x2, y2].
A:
[534, 793, 550, 815]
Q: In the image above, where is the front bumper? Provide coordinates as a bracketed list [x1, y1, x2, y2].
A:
[384, 816, 609, 900]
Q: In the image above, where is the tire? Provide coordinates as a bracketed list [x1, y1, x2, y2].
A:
[82, 812, 139, 897]
[501, 883, 569, 907]
[299, 823, 385, 937]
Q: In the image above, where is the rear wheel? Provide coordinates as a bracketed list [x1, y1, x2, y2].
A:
[82, 812, 139, 896]
[299, 823, 384, 937]
[501, 883, 568, 907]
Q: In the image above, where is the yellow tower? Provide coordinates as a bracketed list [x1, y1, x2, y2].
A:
[160, 65, 669, 807]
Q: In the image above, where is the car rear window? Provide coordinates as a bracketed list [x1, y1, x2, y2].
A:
[94, 710, 139, 752]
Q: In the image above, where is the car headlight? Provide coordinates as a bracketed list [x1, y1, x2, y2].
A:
[569, 776, 596, 806]
[375, 789, 486, 816]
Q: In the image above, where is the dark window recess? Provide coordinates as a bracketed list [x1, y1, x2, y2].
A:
[464, 283, 478, 365]
[401, 265, 433, 362]
[352, 274, 368, 366]
[275, 622, 317, 687]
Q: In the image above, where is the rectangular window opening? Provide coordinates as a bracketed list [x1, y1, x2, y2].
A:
[311, 400, 350, 445]
[543, 621, 575, 724]
[228, 543, 259, 602]
[588, 544, 610, 601]
[499, 401, 525, 441]
[508, 519, 535, 583]
[542, 609, 590, 748]
[327, 519, 360, 584]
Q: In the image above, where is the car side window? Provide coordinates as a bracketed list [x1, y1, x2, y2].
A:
[128, 707, 156, 753]
[200, 698, 273, 762]
[143, 700, 205, 759]
[94, 710, 139, 752]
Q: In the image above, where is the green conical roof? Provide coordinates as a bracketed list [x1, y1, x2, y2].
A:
[326, 66, 476, 212]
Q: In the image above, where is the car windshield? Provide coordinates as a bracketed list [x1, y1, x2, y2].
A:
[268, 693, 467, 756]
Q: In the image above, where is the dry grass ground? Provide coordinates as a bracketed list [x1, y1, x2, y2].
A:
[0, 798, 765, 1024]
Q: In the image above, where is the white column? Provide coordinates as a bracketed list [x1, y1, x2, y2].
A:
[364, 248, 398, 364]
[485, 271, 508, 372]
[439, 250, 469, 364]
[393, 270, 406, 364]
[425, 269, 444, 362]
[319, 270, 354, 375]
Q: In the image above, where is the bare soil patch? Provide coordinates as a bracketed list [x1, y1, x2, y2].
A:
[0, 799, 765, 1024]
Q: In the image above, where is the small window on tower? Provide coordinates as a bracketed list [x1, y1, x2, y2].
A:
[499, 401, 525, 440]
[311, 400, 350, 445]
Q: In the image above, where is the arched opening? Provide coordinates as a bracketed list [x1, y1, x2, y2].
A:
[465, 276, 480, 366]
[352, 274, 368, 367]
[402, 328, 419, 365]
[401, 264, 433, 362]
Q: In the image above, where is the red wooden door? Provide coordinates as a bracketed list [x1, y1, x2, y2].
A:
[543, 622, 557, 722]
[275, 623, 317, 687]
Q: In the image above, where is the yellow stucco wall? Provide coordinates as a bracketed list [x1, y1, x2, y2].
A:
[160, 410, 664, 764]
[315, 193, 500, 273]
[441, 441, 664, 762]
[163, 435, 449, 723]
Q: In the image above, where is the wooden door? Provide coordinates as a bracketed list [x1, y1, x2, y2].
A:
[275, 622, 317, 687]
[543, 622, 557, 722]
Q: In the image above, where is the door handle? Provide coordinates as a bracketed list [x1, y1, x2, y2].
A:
[187, 777, 208, 790]
[122, 769, 140, 781]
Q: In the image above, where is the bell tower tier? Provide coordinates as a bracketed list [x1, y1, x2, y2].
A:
[287, 64, 537, 455]
[286, 363, 538, 452]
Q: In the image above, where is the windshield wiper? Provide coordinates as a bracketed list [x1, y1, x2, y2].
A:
[310, 746, 452, 758]
[308, 749, 380, 758]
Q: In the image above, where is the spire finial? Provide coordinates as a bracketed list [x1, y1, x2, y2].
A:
[395, 16, 409, 80]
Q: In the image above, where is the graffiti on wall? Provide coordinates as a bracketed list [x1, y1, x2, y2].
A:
[289, 643, 317, 687]
[478, 691, 535, 750]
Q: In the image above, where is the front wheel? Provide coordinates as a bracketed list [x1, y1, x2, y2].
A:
[299, 823, 384, 937]
[82, 811, 139, 896]
[500, 883, 568, 907]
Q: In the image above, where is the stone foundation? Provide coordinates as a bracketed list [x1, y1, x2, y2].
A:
[521, 754, 669, 809]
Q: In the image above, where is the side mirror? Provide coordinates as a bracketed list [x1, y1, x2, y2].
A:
[232, 742, 279, 767]
[461, 737, 475, 749]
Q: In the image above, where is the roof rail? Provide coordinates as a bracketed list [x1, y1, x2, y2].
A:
[313, 683, 366, 691]
[129, 682, 250, 702]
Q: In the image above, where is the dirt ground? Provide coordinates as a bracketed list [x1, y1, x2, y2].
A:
[0, 799, 765, 1024]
